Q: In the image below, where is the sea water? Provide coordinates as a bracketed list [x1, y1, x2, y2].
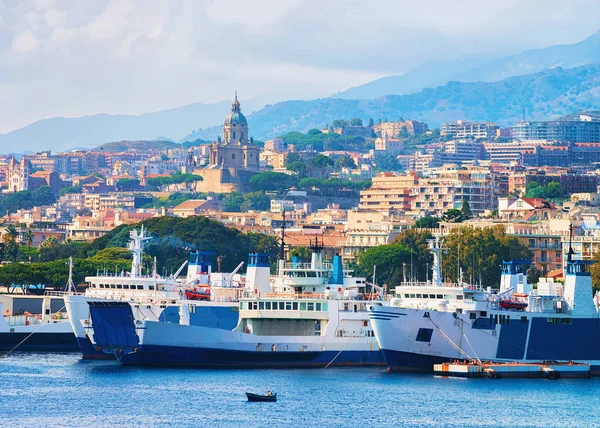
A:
[0, 352, 598, 427]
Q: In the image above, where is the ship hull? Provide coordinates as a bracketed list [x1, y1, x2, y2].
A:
[370, 306, 600, 375]
[116, 345, 384, 367]
[88, 303, 385, 367]
[65, 294, 240, 359]
[0, 332, 78, 352]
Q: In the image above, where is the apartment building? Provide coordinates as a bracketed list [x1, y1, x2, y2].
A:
[441, 120, 499, 139]
[358, 172, 418, 213]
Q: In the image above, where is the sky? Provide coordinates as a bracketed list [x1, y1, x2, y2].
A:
[1, 0, 600, 134]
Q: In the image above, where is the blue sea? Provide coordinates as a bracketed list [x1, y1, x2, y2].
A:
[0, 352, 598, 427]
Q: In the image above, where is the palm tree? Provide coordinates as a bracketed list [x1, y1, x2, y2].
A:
[24, 229, 34, 262]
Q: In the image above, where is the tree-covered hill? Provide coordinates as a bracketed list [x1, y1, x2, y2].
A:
[0, 216, 279, 287]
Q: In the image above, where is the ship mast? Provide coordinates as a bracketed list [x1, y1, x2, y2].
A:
[280, 208, 286, 262]
[64, 256, 77, 293]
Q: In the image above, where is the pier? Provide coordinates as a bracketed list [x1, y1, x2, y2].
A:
[433, 361, 590, 379]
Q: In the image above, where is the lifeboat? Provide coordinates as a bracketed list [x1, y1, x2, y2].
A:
[499, 299, 528, 310]
[184, 286, 211, 301]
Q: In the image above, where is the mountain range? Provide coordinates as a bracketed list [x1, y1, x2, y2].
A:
[3, 30, 600, 152]
[0, 96, 274, 153]
[335, 30, 600, 99]
[185, 64, 600, 140]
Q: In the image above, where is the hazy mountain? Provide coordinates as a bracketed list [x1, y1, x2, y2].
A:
[185, 63, 600, 141]
[0, 96, 273, 154]
[336, 30, 600, 100]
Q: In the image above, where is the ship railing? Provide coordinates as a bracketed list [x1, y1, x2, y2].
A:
[44, 291, 84, 297]
[395, 281, 463, 288]
[283, 262, 333, 270]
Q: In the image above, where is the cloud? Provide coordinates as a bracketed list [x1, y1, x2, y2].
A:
[0, 0, 600, 135]
[11, 30, 38, 52]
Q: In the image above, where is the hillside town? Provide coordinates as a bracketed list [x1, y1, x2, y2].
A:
[2, 95, 600, 281]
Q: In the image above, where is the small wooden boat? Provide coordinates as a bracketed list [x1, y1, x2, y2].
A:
[245, 392, 277, 402]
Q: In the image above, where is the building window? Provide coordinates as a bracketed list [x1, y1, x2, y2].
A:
[232, 132, 236, 139]
[232, 153, 235, 160]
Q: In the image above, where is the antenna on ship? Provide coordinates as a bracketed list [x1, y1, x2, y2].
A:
[280, 208, 286, 262]
[64, 256, 76, 294]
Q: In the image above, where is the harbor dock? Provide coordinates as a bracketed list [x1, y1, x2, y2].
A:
[433, 361, 590, 379]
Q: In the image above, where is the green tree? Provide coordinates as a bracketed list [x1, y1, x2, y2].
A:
[414, 216, 440, 229]
[442, 225, 531, 287]
[349, 118, 363, 126]
[545, 181, 562, 199]
[310, 154, 334, 169]
[335, 156, 357, 170]
[392, 229, 434, 281]
[32, 186, 57, 206]
[223, 192, 245, 212]
[115, 178, 140, 191]
[441, 209, 465, 223]
[374, 154, 401, 171]
[289, 246, 311, 262]
[461, 200, 473, 220]
[249, 171, 298, 192]
[357, 243, 415, 286]
[60, 185, 83, 196]
[285, 152, 300, 167]
[286, 161, 308, 177]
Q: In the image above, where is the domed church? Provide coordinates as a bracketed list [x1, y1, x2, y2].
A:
[194, 93, 260, 193]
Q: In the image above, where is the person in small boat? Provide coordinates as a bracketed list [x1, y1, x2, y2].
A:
[266, 389, 272, 397]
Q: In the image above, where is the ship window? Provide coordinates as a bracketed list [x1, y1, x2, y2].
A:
[469, 312, 476, 320]
[409, 294, 415, 298]
[149, 285, 155, 291]
[415, 328, 433, 342]
[521, 316, 527, 323]
[307, 303, 315, 311]
[123, 285, 129, 289]
[279, 302, 285, 310]
[456, 295, 463, 300]
[265, 302, 271, 310]
[444, 294, 452, 299]
[285, 302, 292, 310]
[110, 284, 115, 289]
[116, 284, 122, 289]
[416, 294, 422, 299]
[293, 302, 298, 310]
[259, 302, 264, 310]
[436, 295, 443, 299]
[240, 302, 245, 310]
[307, 271, 317, 277]
[300, 302, 307, 311]
[98, 284, 104, 288]
[480, 311, 487, 317]
[562, 318, 572, 325]
[322, 303, 328, 311]
[137, 285, 143, 290]
[316, 303, 322, 311]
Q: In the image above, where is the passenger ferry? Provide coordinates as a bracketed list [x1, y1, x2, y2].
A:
[84, 243, 387, 367]
[1, 295, 77, 352]
[64, 227, 241, 359]
[370, 235, 600, 374]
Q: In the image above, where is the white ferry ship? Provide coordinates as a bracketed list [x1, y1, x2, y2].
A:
[1, 295, 76, 352]
[370, 235, 600, 374]
[64, 227, 240, 359]
[84, 242, 387, 367]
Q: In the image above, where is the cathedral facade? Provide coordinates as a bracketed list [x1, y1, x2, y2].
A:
[194, 94, 260, 193]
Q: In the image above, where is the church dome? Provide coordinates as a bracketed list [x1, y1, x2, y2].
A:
[224, 94, 247, 126]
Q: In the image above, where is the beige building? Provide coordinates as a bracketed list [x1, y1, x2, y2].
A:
[359, 172, 418, 213]
[373, 120, 428, 138]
